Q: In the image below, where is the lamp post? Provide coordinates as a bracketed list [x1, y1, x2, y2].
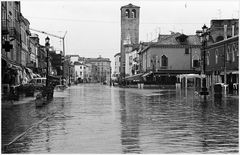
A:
[68, 63, 71, 86]
[110, 67, 112, 86]
[45, 36, 50, 87]
[196, 24, 210, 100]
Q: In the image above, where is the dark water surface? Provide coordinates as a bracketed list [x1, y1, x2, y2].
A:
[2, 84, 238, 153]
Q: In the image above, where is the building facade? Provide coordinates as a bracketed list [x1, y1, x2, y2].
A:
[203, 19, 239, 90]
[86, 56, 111, 84]
[125, 44, 139, 77]
[1, 1, 21, 65]
[209, 19, 239, 43]
[27, 34, 38, 72]
[114, 53, 121, 79]
[138, 33, 201, 84]
[20, 14, 31, 67]
[74, 61, 87, 83]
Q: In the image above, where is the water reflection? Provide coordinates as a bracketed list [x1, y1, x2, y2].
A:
[119, 90, 141, 153]
[2, 85, 238, 153]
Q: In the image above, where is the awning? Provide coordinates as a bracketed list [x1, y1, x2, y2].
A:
[125, 73, 144, 81]
[232, 71, 239, 74]
[220, 70, 239, 75]
[177, 74, 205, 79]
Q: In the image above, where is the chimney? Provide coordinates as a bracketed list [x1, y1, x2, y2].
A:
[224, 25, 227, 40]
[232, 25, 235, 37]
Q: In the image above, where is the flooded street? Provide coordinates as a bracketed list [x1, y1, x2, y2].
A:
[2, 84, 238, 153]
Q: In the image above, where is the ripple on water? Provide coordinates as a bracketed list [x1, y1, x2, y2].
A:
[2, 85, 238, 153]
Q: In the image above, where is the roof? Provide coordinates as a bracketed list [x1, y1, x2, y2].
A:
[156, 33, 200, 45]
[139, 33, 201, 54]
[121, 3, 140, 9]
[85, 57, 111, 63]
[20, 14, 30, 25]
[67, 55, 80, 57]
[74, 61, 84, 65]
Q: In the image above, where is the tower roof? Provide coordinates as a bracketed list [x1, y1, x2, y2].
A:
[121, 3, 140, 9]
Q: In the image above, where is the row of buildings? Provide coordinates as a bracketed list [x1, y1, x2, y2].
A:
[114, 3, 239, 90]
[1, 1, 112, 97]
[1, 2, 67, 92]
[66, 55, 111, 84]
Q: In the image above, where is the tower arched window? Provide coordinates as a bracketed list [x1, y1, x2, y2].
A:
[132, 9, 136, 18]
[125, 9, 130, 18]
[161, 55, 168, 67]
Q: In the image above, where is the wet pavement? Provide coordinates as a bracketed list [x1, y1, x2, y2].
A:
[2, 84, 239, 153]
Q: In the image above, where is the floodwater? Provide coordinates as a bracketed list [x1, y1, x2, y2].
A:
[2, 84, 239, 153]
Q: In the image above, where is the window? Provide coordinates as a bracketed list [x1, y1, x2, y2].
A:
[236, 43, 239, 56]
[227, 46, 230, 61]
[192, 54, 199, 68]
[132, 9, 136, 18]
[193, 60, 199, 68]
[185, 48, 189, 54]
[125, 9, 130, 18]
[232, 44, 235, 62]
[161, 55, 168, 67]
[37, 79, 41, 83]
[80, 72, 82, 75]
[215, 49, 218, 64]
[216, 36, 224, 42]
[129, 56, 132, 66]
[80, 66, 82, 69]
[206, 51, 210, 65]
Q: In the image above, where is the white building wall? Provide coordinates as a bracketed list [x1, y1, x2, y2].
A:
[114, 55, 121, 75]
[74, 64, 85, 81]
[70, 56, 79, 63]
[125, 50, 137, 76]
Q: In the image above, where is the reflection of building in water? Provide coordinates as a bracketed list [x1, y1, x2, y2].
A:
[194, 99, 239, 153]
[119, 90, 141, 153]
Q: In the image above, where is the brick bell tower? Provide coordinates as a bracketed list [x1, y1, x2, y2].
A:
[120, 3, 140, 81]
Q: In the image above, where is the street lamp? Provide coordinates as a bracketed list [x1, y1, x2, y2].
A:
[196, 24, 211, 99]
[68, 63, 71, 86]
[45, 36, 50, 87]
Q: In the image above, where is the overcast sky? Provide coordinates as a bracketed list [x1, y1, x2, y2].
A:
[21, 0, 239, 68]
